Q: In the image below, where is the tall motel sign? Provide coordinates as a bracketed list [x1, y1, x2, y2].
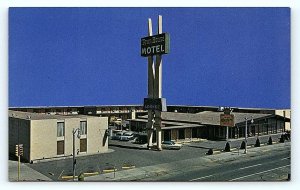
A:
[141, 15, 170, 150]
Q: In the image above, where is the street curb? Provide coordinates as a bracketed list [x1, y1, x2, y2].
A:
[122, 166, 136, 169]
[83, 172, 99, 176]
[103, 169, 117, 173]
[61, 175, 78, 180]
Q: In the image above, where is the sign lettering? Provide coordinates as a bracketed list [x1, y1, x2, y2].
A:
[141, 33, 170, 57]
[144, 98, 167, 111]
[220, 114, 235, 127]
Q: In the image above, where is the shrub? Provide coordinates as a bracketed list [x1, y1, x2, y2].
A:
[268, 136, 273, 145]
[240, 141, 246, 149]
[207, 148, 213, 155]
[255, 138, 260, 147]
[224, 142, 231, 152]
[279, 135, 285, 143]
[78, 173, 85, 181]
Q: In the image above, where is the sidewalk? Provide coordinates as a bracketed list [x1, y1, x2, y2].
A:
[8, 160, 52, 181]
[85, 141, 290, 181]
[188, 134, 283, 150]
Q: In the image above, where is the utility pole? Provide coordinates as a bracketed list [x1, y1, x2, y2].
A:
[72, 128, 80, 181]
[244, 116, 253, 154]
[244, 118, 248, 154]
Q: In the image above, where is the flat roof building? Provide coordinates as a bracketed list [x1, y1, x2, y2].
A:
[9, 111, 108, 163]
[129, 110, 290, 142]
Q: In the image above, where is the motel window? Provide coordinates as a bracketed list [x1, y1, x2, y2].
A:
[57, 140, 64, 155]
[80, 121, 87, 135]
[57, 122, 65, 137]
[80, 138, 87, 152]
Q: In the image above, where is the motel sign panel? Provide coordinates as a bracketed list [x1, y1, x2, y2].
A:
[220, 114, 235, 127]
[141, 33, 170, 57]
[144, 98, 167, 111]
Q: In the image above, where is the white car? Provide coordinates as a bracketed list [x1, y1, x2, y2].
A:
[119, 132, 134, 141]
[162, 141, 182, 150]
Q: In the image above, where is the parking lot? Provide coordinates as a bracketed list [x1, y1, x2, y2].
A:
[25, 140, 208, 180]
[21, 133, 287, 181]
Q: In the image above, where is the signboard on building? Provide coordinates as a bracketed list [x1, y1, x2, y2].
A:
[141, 33, 170, 57]
[220, 114, 235, 127]
[144, 98, 167, 111]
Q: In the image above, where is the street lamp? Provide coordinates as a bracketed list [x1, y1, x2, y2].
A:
[244, 116, 254, 154]
[72, 128, 81, 181]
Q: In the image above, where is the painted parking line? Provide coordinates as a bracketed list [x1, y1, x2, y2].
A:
[229, 165, 290, 181]
[239, 163, 262, 170]
[189, 174, 214, 181]
[280, 157, 290, 161]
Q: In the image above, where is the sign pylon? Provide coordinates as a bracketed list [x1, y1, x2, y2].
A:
[143, 15, 169, 151]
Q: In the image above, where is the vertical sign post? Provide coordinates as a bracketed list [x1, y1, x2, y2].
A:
[220, 108, 234, 141]
[15, 144, 23, 181]
[155, 15, 163, 151]
[142, 15, 170, 151]
[146, 18, 155, 148]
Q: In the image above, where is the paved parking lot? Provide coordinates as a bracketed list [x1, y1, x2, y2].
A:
[19, 133, 288, 181]
[25, 141, 208, 180]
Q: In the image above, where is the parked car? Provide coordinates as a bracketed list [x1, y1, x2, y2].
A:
[161, 141, 182, 150]
[120, 132, 134, 141]
[132, 134, 148, 144]
[111, 132, 123, 140]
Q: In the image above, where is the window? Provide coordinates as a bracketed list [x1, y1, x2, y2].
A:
[80, 121, 87, 135]
[57, 140, 64, 155]
[57, 122, 65, 137]
[80, 139, 87, 152]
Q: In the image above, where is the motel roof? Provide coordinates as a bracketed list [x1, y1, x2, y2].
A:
[8, 110, 98, 120]
[136, 111, 280, 126]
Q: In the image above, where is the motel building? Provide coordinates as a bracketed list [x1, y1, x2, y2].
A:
[128, 110, 290, 142]
[9, 110, 108, 163]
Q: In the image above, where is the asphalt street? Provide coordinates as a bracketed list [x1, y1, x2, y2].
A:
[153, 147, 290, 181]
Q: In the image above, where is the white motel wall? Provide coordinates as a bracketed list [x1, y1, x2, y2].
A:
[9, 111, 108, 163]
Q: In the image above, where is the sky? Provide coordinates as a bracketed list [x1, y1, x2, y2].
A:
[9, 7, 290, 109]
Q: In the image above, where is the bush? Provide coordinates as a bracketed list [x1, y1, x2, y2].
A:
[268, 136, 273, 145]
[255, 138, 260, 147]
[240, 141, 246, 149]
[78, 173, 85, 181]
[224, 142, 231, 152]
[207, 148, 213, 155]
[279, 135, 285, 143]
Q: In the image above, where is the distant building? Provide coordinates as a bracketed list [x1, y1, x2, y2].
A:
[9, 110, 108, 163]
[8, 105, 291, 143]
[128, 110, 290, 141]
